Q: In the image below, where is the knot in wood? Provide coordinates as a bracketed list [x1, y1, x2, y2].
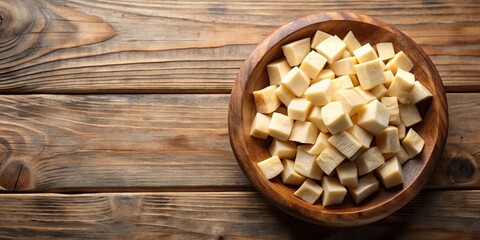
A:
[0, 0, 36, 44]
[449, 156, 476, 183]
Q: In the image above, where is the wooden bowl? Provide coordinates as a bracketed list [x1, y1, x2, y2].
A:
[228, 12, 448, 227]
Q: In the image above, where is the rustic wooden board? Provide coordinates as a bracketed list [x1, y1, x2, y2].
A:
[0, 190, 478, 239]
[0, 0, 479, 93]
[0, 93, 477, 192]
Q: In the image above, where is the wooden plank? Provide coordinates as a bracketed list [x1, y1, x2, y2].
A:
[0, 93, 478, 192]
[0, 190, 478, 239]
[0, 0, 478, 93]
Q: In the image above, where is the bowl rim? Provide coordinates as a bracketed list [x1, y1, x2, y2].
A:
[228, 12, 448, 226]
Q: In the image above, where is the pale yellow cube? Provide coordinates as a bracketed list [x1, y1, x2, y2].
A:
[354, 86, 377, 103]
[336, 161, 358, 188]
[281, 159, 306, 186]
[321, 101, 353, 134]
[333, 89, 365, 116]
[370, 84, 387, 100]
[311, 30, 332, 48]
[316, 146, 345, 175]
[376, 156, 404, 188]
[328, 131, 362, 159]
[399, 103, 422, 127]
[398, 122, 406, 139]
[396, 145, 410, 164]
[376, 42, 395, 61]
[410, 81, 433, 104]
[376, 126, 401, 153]
[268, 112, 294, 141]
[347, 125, 373, 149]
[294, 147, 324, 180]
[282, 38, 311, 66]
[322, 176, 347, 206]
[357, 100, 390, 135]
[294, 179, 323, 204]
[288, 98, 312, 121]
[330, 57, 358, 76]
[353, 43, 379, 63]
[385, 51, 414, 74]
[331, 75, 354, 92]
[289, 121, 319, 144]
[253, 85, 281, 113]
[305, 79, 334, 105]
[307, 106, 329, 133]
[257, 156, 284, 180]
[387, 68, 415, 103]
[313, 69, 335, 84]
[269, 139, 297, 159]
[356, 147, 385, 176]
[381, 96, 401, 125]
[267, 58, 291, 85]
[274, 85, 296, 107]
[315, 35, 347, 64]
[401, 129, 425, 158]
[300, 51, 328, 79]
[281, 67, 311, 97]
[355, 59, 386, 90]
[250, 113, 271, 139]
[349, 174, 379, 205]
[302, 132, 331, 155]
[384, 70, 395, 88]
[343, 31, 362, 54]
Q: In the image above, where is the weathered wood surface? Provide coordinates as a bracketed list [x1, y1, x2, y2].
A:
[0, 93, 477, 192]
[0, 0, 479, 93]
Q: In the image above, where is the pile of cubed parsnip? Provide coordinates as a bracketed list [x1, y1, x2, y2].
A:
[250, 30, 433, 206]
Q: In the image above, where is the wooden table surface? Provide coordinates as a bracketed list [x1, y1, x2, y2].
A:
[0, 0, 479, 238]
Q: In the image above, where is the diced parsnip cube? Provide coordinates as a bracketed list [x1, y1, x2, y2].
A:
[302, 132, 331, 155]
[398, 122, 406, 139]
[274, 85, 296, 107]
[357, 100, 390, 135]
[342, 50, 352, 58]
[289, 121, 319, 144]
[305, 79, 334, 105]
[333, 89, 365, 116]
[350, 147, 366, 161]
[257, 156, 284, 179]
[268, 113, 294, 141]
[330, 57, 358, 76]
[376, 156, 404, 188]
[381, 97, 401, 125]
[294, 179, 323, 204]
[399, 103, 422, 127]
[315, 35, 347, 64]
[313, 69, 335, 84]
[349, 174, 379, 205]
[355, 59, 386, 90]
[336, 161, 358, 188]
[354, 86, 377, 103]
[307, 106, 329, 133]
[385, 51, 414, 74]
[343, 31, 362, 54]
[321, 101, 354, 134]
[311, 30, 332, 48]
[356, 147, 385, 176]
[253, 85, 281, 113]
[376, 42, 395, 61]
[331, 75, 355, 92]
[347, 125, 373, 149]
[370, 84, 387, 100]
[288, 98, 312, 121]
[396, 145, 410, 164]
[376, 126, 401, 153]
[281, 159, 306, 185]
[387, 68, 415, 103]
[410, 81, 433, 104]
[267, 58, 291, 85]
[316, 146, 345, 175]
[269, 139, 297, 159]
[282, 38, 311, 66]
[384, 70, 395, 88]
[281, 67, 311, 97]
[322, 176, 347, 206]
[402, 129, 425, 158]
[250, 113, 271, 139]
[328, 131, 362, 159]
[300, 51, 327, 79]
[294, 147, 324, 180]
[353, 43, 379, 63]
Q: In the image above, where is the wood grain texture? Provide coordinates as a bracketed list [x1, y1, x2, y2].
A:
[0, 191, 478, 239]
[0, 93, 477, 192]
[0, 0, 478, 93]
